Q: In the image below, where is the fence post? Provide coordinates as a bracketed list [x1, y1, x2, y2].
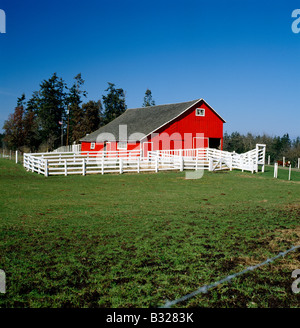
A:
[180, 156, 184, 172]
[155, 156, 159, 173]
[137, 157, 140, 173]
[298, 158, 300, 170]
[289, 165, 291, 181]
[283, 157, 285, 167]
[82, 158, 86, 176]
[15, 150, 18, 164]
[44, 160, 48, 177]
[268, 155, 270, 165]
[208, 157, 213, 171]
[64, 159, 67, 176]
[274, 162, 278, 178]
[255, 146, 259, 172]
[101, 157, 104, 175]
[119, 158, 123, 174]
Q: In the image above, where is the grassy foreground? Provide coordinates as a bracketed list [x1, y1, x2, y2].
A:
[0, 159, 300, 308]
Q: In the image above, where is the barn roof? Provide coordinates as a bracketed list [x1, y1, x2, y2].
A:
[80, 98, 226, 142]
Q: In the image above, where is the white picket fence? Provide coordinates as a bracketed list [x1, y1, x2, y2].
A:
[23, 144, 266, 177]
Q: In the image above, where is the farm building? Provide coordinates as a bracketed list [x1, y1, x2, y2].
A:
[80, 98, 226, 156]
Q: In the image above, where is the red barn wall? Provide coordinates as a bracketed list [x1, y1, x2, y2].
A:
[81, 101, 224, 152]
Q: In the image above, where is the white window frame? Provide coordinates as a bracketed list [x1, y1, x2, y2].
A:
[117, 141, 127, 150]
[195, 108, 205, 117]
[90, 142, 95, 150]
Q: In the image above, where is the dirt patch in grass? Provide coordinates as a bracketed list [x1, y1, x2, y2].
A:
[269, 226, 300, 257]
[233, 225, 300, 273]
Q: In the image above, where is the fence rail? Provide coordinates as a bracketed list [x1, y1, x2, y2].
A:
[22, 144, 266, 177]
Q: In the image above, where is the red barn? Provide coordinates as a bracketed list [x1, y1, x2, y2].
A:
[80, 98, 226, 155]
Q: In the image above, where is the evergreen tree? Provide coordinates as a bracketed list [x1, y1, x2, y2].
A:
[17, 93, 26, 107]
[67, 73, 87, 144]
[102, 82, 126, 124]
[38, 73, 67, 150]
[81, 100, 103, 135]
[143, 88, 155, 107]
[24, 92, 42, 151]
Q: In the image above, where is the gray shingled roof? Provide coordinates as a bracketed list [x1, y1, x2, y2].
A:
[80, 98, 225, 142]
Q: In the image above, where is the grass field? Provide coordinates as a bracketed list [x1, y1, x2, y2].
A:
[0, 159, 300, 308]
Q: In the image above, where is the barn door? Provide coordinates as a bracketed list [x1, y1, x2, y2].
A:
[209, 138, 221, 149]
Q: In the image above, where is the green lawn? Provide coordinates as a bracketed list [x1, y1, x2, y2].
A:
[0, 159, 300, 308]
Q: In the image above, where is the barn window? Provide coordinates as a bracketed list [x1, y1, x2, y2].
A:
[117, 141, 127, 150]
[90, 142, 95, 150]
[196, 108, 205, 116]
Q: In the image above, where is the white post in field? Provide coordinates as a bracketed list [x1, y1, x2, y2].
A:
[288, 165, 291, 181]
[274, 163, 278, 178]
[283, 157, 285, 167]
[15, 150, 18, 164]
[298, 158, 300, 170]
[268, 155, 270, 165]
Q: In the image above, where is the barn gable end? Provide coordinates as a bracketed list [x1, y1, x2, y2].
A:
[80, 98, 225, 152]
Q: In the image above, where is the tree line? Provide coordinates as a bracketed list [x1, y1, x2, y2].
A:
[223, 132, 300, 166]
[2, 73, 299, 165]
[2, 73, 156, 152]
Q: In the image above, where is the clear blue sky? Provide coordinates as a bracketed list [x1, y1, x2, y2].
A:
[0, 0, 300, 139]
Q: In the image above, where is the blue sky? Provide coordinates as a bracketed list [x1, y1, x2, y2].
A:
[0, 0, 300, 138]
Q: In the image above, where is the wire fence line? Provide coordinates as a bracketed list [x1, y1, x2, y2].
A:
[161, 245, 300, 308]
